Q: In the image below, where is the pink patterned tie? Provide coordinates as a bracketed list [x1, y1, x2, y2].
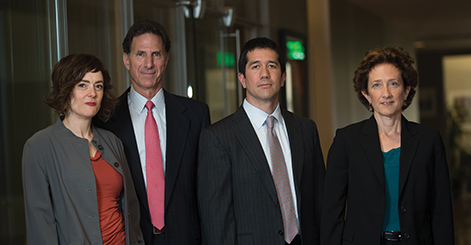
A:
[145, 101, 165, 230]
[266, 115, 298, 243]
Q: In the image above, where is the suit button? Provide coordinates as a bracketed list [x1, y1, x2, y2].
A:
[403, 232, 410, 239]
[114, 162, 119, 167]
[401, 206, 407, 212]
[278, 230, 284, 236]
[98, 145, 104, 150]
[92, 140, 97, 144]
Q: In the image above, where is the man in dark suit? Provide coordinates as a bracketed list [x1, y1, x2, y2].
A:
[197, 37, 325, 245]
[96, 20, 210, 245]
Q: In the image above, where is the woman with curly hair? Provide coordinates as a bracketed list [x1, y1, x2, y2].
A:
[321, 46, 454, 245]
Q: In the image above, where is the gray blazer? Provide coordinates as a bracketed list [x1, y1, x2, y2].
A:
[22, 119, 144, 245]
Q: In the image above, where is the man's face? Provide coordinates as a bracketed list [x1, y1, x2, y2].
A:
[123, 33, 169, 99]
[238, 48, 286, 108]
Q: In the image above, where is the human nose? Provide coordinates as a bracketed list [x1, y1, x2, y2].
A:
[144, 55, 154, 68]
[381, 85, 392, 98]
[88, 86, 97, 97]
[260, 66, 269, 79]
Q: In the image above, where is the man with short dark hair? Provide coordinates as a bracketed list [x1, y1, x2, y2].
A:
[197, 37, 325, 245]
[96, 20, 210, 245]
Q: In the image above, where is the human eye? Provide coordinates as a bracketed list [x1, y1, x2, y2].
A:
[390, 80, 400, 87]
[153, 52, 161, 57]
[371, 83, 381, 89]
[77, 83, 87, 89]
[95, 83, 104, 90]
[136, 52, 144, 57]
[251, 64, 260, 69]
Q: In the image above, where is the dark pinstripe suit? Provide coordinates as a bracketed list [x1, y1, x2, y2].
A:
[197, 106, 325, 245]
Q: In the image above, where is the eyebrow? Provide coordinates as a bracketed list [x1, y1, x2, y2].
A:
[248, 60, 278, 66]
[136, 49, 163, 54]
[248, 60, 260, 66]
[80, 80, 104, 83]
[371, 78, 399, 82]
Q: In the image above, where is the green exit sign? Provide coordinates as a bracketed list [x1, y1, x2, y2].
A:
[286, 41, 305, 60]
[217, 51, 235, 67]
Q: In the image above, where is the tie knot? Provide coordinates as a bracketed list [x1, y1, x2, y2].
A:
[145, 101, 155, 111]
[266, 115, 275, 130]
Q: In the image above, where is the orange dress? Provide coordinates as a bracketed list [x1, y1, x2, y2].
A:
[91, 150, 126, 245]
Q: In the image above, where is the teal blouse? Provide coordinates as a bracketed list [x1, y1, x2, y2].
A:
[381, 147, 401, 231]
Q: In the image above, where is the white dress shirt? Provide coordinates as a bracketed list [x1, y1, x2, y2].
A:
[128, 86, 167, 187]
[243, 99, 299, 221]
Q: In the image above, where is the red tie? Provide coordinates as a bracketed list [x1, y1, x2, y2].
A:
[145, 101, 165, 230]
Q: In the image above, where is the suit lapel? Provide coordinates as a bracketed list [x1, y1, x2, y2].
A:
[360, 116, 385, 187]
[164, 91, 190, 208]
[399, 116, 419, 197]
[231, 107, 279, 204]
[108, 89, 149, 213]
[282, 109, 304, 194]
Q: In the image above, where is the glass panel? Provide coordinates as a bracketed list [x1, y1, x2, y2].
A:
[206, 0, 224, 9]
[225, 0, 260, 22]
[186, 15, 230, 122]
[67, 0, 127, 93]
[0, 0, 55, 243]
[221, 29, 240, 116]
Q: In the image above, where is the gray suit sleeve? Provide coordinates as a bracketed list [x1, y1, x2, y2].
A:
[197, 128, 237, 245]
[22, 139, 60, 245]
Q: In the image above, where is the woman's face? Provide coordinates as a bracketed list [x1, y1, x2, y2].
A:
[361, 63, 410, 118]
[67, 71, 104, 121]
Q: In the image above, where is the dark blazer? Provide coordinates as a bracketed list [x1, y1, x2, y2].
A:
[96, 88, 210, 245]
[197, 106, 325, 245]
[320, 115, 454, 245]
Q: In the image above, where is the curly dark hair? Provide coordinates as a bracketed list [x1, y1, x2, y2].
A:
[44, 54, 116, 122]
[353, 46, 418, 111]
[238, 37, 286, 76]
[122, 20, 171, 55]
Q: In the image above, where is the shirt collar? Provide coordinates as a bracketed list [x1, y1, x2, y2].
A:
[243, 99, 283, 129]
[129, 86, 165, 114]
